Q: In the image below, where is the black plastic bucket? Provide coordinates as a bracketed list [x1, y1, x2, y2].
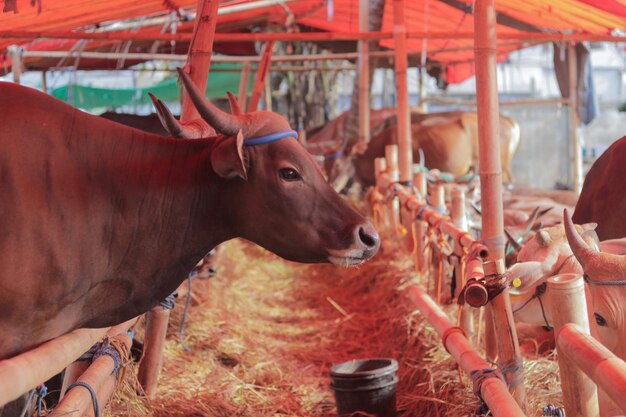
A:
[329, 358, 399, 417]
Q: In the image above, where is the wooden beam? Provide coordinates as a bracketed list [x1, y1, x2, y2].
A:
[237, 61, 250, 111]
[246, 41, 274, 112]
[568, 42, 583, 194]
[181, 0, 219, 123]
[354, 0, 370, 154]
[393, 0, 413, 184]
[3, 30, 626, 43]
[473, 0, 526, 409]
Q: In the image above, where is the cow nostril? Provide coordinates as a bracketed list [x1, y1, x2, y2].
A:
[358, 225, 379, 249]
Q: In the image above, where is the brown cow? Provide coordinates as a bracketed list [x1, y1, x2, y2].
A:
[0, 73, 379, 361]
[307, 108, 520, 189]
[573, 134, 626, 241]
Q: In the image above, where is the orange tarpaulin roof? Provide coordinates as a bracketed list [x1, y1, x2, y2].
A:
[1, 0, 625, 82]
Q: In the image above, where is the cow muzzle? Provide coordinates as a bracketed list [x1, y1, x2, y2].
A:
[328, 222, 380, 266]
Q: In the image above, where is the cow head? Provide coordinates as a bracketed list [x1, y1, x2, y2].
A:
[154, 69, 380, 266]
[564, 209, 626, 361]
[506, 222, 594, 326]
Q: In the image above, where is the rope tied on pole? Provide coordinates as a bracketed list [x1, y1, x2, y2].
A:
[457, 269, 507, 307]
[36, 384, 47, 417]
[77, 336, 132, 379]
[498, 357, 525, 390]
[159, 291, 178, 310]
[65, 381, 100, 417]
[542, 403, 565, 417]
[470, 367, 505, 413]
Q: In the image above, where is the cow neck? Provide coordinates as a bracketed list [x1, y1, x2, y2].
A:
[72, 119, 236, 326]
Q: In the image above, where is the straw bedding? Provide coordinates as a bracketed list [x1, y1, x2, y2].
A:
[107, 234, 562, 416]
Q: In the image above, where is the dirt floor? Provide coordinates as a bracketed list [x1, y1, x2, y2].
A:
[107, 235, 562, 417]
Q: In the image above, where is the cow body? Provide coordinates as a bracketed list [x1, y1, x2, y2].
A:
[99, 112, 171, 136]
[0, 81, 379, 360]
[573, 135, 626, 240]
[308, 109, 520, 188]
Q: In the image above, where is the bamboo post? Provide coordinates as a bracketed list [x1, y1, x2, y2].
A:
[137, 306, 171, 397]
[354, 0, 370, 155]
[451, 187, 473, 335]
[408, 285, 526, 417]
[568, 42, 583, 194]
[237, 61, 250, 112]
[374, 158, 388, 229]
[0, 329, 108, 407]
[432, 184, 446, 213]
[413, 170, 427, 203]
[11, 47, 21, 84]
[392, 0, 413, 184]
[41, 70, 48, 94]
[247, 41, 275, 112]
[474, 0, 526, 408]
[547, 274, 599, 417]
[180, 0, 219, 123]
[474, 0, 525, 406]
[557, 323, 626, 416]
[385, 145, 401, 234]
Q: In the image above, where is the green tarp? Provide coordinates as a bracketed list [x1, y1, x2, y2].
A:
[52, 63, 252, 111]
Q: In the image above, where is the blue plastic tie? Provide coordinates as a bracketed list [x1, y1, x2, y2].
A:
[244, 130, 298, 146]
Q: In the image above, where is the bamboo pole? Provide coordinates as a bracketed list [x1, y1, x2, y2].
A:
[237, 61, 250, 112]
[41, 69, 47, 93]
[247, 41, 275, 112]
[557, 323, 626, 416]
[413, 171, 427, 203]
[374, 157, 388, 229]
[474, 0, 525, 406]
[180, 0, 219, 123]
[451, 187, 474, 335]
[4, 30, 626, 43]
[385, 145, 401, 234]
[137, 306, 171, 397]
[546, 274, 599, 417]
[408, 285, 526, 417]
[392, 0, 413, 184]
[567, 42, 583, 194]
[354, 0, 370, 155]
[0, 328, 108, 407]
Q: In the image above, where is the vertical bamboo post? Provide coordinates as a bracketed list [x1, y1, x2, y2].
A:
[247, 41, 275, 112]
[11, 47, 21, 84]
[392, 0, 413, 184]
[413, 170, 427, 203]
[385, 144, 401, 234]
[41, 70, 48, 94]
[374, 158, 388, 229]
[547, 273, 599, 417]
[137, 306, 171, 397]
[568, 42, 583, 194]
[418, 66, 427, 112]
[237, 61, 250, 112]
[451, 187, 473, 335]
[474, 0, 525, 408]
[432, 184, 445, 213]
[180, 0, 219, 123]
[355, 0, 370, 155]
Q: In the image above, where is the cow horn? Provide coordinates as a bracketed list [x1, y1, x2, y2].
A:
[417, 148, 425, 171]
[504, 228, 523, 251]
[148, 92, 198, 139]
[563, 208, 598, 268]
[523, 206, 541, 235]
[226, 91, 243, 115]
[176, 67, 243, 136]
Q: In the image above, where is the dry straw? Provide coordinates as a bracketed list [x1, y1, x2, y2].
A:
[106, 235, 562, 416]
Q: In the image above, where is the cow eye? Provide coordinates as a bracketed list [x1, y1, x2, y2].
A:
[279, 168, 301, 181]
[594, 313, 607, 327]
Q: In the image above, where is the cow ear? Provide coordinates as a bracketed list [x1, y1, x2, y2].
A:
[210, 131, 248, 180]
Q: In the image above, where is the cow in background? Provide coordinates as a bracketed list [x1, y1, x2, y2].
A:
[306, 108, 520, 191]
[573, 134, 626, 241]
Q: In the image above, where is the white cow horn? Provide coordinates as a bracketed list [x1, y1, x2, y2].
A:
[563, 208, 598, 268]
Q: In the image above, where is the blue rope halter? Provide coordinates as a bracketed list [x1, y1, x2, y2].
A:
[244, 130, 298, 146]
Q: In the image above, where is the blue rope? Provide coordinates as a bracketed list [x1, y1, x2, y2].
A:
[36, 384, 48, 417]
[244, 130, 298, 146]
[159, 291, 177, 310]
[76, 338, 124, 376]
[324, 149, 344, 160]
[66, 381, 100, 417]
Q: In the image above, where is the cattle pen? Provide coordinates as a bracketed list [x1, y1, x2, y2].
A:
[1, 1, 626, 417]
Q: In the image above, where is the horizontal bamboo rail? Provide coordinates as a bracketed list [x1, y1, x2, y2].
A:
[50, 318, 137, 417]
[556, 323, 626, 415]
[424, 97, 570, 107]
[377, 173, 487, 258]
[2, 30, 625, 43]
[408, 285, 526, 417]
[0, 328, 108, 406]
